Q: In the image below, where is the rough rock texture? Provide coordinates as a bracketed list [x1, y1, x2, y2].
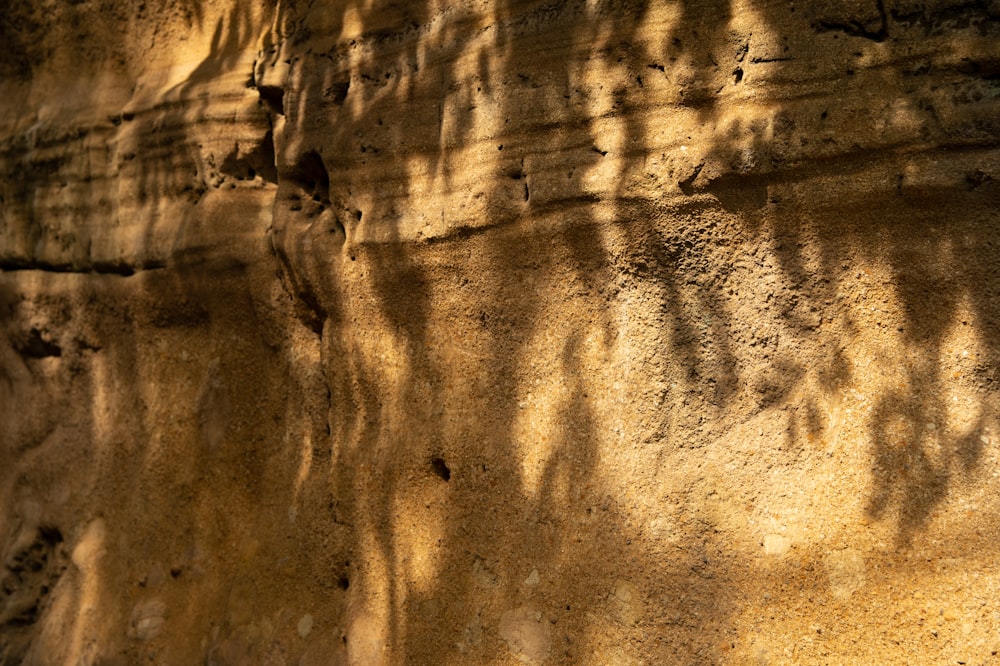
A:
[2, 0, 1000, 663]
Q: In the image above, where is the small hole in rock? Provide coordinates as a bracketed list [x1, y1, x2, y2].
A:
[430, 457, 451, 481]
[338, 576, 350, 590]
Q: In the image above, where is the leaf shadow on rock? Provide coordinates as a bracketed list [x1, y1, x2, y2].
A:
[3, 0, 1000, 662]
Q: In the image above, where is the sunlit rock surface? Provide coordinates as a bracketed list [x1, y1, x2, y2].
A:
[2, 1, 1000, 663]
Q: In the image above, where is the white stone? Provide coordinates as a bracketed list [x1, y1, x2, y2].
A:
[298, 613, 314, 638]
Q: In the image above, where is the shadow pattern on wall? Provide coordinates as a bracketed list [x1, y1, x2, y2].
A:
[1, 0, 999, 662]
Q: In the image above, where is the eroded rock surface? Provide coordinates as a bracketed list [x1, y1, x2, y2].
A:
[2, 1, 1000, 663]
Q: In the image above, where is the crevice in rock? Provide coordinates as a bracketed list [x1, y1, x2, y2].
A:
[287, 150, 331, 207]
[1, 525, 66, 630]
[14, 328, 61, 359]
[0, 258, 166, 276]
[258, 84, 285, 116]
[814, 0, 889, 42]
[430, 457, 451, 482]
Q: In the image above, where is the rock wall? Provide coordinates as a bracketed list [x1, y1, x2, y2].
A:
[2, 0, 1000, 663]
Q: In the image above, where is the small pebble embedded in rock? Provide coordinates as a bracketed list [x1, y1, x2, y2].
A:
[298, 613, 314, 638]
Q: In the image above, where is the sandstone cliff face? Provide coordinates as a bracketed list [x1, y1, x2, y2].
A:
[2, 1, 1000, 663]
